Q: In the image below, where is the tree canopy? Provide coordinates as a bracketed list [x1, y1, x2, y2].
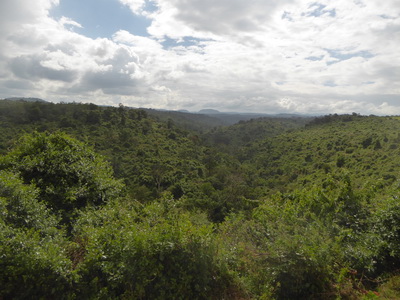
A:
[2, 100, 400, 299]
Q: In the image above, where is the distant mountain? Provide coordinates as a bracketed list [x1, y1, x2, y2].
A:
[143, 108, 228, 132]
[195, 110, 309, 125]
[146, 108, 304, 128]
[4, 97, 47, 103]
[198, 109, 221, 114]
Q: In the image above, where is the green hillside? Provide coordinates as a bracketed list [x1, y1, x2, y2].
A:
[240, 114, 400, 193]
[2, 100, 400, 299]
[203, 115, 311, 152]
[0, 100, 206, 192]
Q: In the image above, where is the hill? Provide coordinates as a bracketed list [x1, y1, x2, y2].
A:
[4, 97, 48, 102]
[143, 108, 228, 132]
[203, 115, 311, 152]
[0, 100, 210, 201]
[2, 100, 400, 299]
[237, 114, 400, 193]
[197, 109, 309, 125]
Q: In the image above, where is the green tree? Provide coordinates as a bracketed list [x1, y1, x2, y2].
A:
[0, 132, 123, 225]
[73, 197, 241, 299]
[0, 171, 74, 299]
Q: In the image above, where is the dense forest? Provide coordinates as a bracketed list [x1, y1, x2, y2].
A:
[1, 99, 400, 299]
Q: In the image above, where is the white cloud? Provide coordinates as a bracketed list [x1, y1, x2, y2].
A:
[0, 0, 58, 29]
[153, 0, 294, 37]
[119, 0, 146, 14]
[59, 16, 82, 29]
[113, 30, 163, 53]
[0, 0, 399, 114]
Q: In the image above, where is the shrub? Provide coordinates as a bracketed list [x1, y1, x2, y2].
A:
[365, 195, 400, 274]
[0, 132, 123, 225]
[0, 171, 74, 299]
[218, 176, 372, 299]
[73, 197, 241, 299]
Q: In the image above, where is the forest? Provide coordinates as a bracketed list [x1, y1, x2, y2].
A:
[1, 99, 400, 299]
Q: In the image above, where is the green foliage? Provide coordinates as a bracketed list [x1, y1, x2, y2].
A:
[362, 194, 400, 274]
[0, 170, 59, 232]
[0, 225, 74, 299]
[218, 176, 376, 299]
[0, 171, 74, 299]
[73, 197, 241, 299]
[0, 132, 123, 224]
[3, 101, 400, 298]
[375, 275, 400, 299]
[241, 115, 400, 194]
[203, 116, 309, 155]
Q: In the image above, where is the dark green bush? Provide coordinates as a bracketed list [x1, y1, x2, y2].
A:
[0, 171, 74, 299]
[364, 195, 400, 275]
[0, 132, 123, 225]
[73, 197, 241, 299]
[218, 176, 374, 299]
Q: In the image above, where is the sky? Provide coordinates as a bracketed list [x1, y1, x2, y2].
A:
[0, 0, 399, 115]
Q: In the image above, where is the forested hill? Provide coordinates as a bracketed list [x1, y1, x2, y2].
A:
[0, 100, 213, 202]
[238, 113, 400, 193]
[0, 100, 309, 213]
[2, 99, 400, 299]
[202, 115, 311, 152]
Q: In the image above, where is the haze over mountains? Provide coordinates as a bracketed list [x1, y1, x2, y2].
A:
[3, 97, 313, 126]
[4, 97, 48, 103]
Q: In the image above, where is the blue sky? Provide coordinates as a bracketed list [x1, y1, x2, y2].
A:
[50, 0, 151, 38]
[0, 0, 399, 115]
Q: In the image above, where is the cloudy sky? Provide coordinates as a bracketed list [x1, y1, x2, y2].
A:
[0, 0, 399, 114]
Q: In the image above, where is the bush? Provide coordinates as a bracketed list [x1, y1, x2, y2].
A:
[0, 132, 123, 225]
[363, 195, 400, 275]
[218, 176, 373, 299]
[0, 171, 74, 299]
[73, 197, 241, 299]
[0, 225, 74, 299]
[0, 170, 59, 233]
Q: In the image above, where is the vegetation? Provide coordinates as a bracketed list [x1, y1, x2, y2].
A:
[1, 99, 400, 299]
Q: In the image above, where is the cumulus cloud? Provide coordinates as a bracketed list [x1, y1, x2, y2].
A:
[0, 0, 399, 114]
[9, 54, 76, 82]
[159, 0, 292, 35]
[0, 0, 58, 30]
[0, 0, 153, 102]
[119, 0, 148, 15]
